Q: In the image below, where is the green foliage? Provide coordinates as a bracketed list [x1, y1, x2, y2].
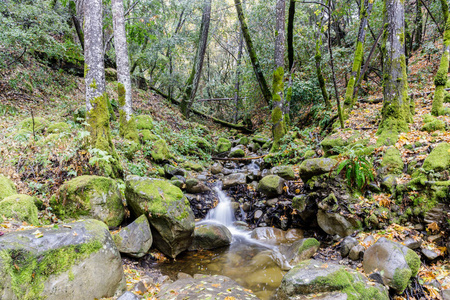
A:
[337, 145, 374, 192]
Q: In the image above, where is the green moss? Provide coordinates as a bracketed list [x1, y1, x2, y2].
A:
[0, 230, 102, 299]
[0, 194, 39, 225]
[87, 93, 123, 178]
[423, 142, 450, 172]
[190, 136, 212, 151]
[405, 248, 420, 276]
[230, 148, 245, 158]
[216, 138, 232, 153]
[182, 161, 203, 172]
[392, 267, 411, 292]
[344, 41, 364, 110]
[297, 238, 320, 255]
[140, 130, 157, 143]
[117, 83, 139, 142]
[0, 175, 17, 200]
[47, 122, 70, 134]
[271, 67, 287, 152]
[19, 117, 48, 133]
[151, 139, 171, 163]
[380, 147, 403, 174]
[135, 115, 154, 130]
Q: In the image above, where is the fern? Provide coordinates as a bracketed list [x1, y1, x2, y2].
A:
[336, 145, 374, 192]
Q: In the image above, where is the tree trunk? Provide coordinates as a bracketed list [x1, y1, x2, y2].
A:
[344, 0, 373, 112]
[180, 0, 212, 117]
[413, 0, 423, 51]
[432, 0, 450, 116]
[285, 0, 296, 124]
[378, 0, 411, 146]
[84, 0, 122, 178]
[112, 0, 138, 142]
[271, 0, 287, 152]
[315, 20, 331, 109]
[234, 30, 244, 123]
[69, 1, 84, 51]
[234, 0, 272, 105]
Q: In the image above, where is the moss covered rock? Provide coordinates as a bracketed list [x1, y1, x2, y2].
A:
[151, 139, 171, 162]
[140, 129, 158, 143]
[380, 147, 404, 175]
[19, 117, 48, 133]
[0, 194, 39, 225]
[190, 136, 212, 151]
[0, 175, 17, 200]
[0, 219, 125, 300]
[112, 215, 152, 258]
[277, 260, 388, 300]
[299, 158, 337, 182]
[363, 237, 420, 292]
[258, 175, 285, 198]
[252, 135, 270, 145]
[422, 115, 446, 132]
[47, 122, 70, 134]
[188, 223, 232, 251]
[229, 147, 245, 158]
[53, 176, 125, 227]
[182, 161, 203, 172]
[422, 142, 450, 173]
[238, 136, 249, 146]
[216, 138, 232, 153]
[125, 176, 195, 258]
[271, 166, 295, 180]
[135, 115, 154, 130]
[281, 238, 320, 266]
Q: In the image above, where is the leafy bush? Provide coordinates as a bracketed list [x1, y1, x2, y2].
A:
[337, 145, 374, 192]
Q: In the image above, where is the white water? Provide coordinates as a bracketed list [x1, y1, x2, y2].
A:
[204, 186, 235, 227]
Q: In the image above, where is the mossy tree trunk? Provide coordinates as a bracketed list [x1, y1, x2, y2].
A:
[413, 0, 423, 51]
[344, 0, 373, 112]
[431, 0, 450, 116]
[378, 0, 411, 145]
[234, 0, 272, 106]
[112, 0, 138, 142]
[234, 29, 244, 123]
[84, 0, 122, 178]
[271, 0, 287, 152]
[315, 19, 331, 110]
[285, 0, 296, 124]
[180, 0, 211, 117]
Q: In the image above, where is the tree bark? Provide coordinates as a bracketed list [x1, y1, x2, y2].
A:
[314, 18, 331, 109]
[413, 0, 423, 51]
[69, 1, 84, 51]
[271, 0, 287, 152]
[431, 0, 450, 116]
[343, 0, 373, 112]
[234, 29, 244, 123]
[287, 0, 296, 71]
[180, 0, 212, 117]
[84, 0, 122, 178]
[378, 0, 411, 145]
[112, 0, 138, 142]
[234, 0, 272, 105]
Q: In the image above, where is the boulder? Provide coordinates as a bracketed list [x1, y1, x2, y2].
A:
[0, 175, 17, 200]
[151, 139, 171, 162]
[229, 147, 245, 158]
[163, 164, 186, 178]
[223, 173, 247, 189]
[211, 163, 223, 175]
[117, 291, 140, 300]
[140, 129, 158, 143]
[47, 122, 70, 134]
[0, 219, 125, 300]
[125, 176, 195, 258]
[135, 115, 153, 130]
[380, 147, 403, 175]
[158, 275, 258, 300]
[340, 236, 358, 257]
[251, 227, 287, 244]
[258, 175, 285, 198]
[216, 138, 232, 153]
[252, 135, 270, 145]
[185, 178, 210, 194]
[421, 115, 445, 132]
[422, 142, 450, 172]
[280, 238, 320, 266]
[189, 136, 212, 151]
[112, 215, 152, 258]
[271, 166, 295, 180]
[188, 223, 232, 250]
[182, 161, 204, 172]
[0, 194, 39, 225]
[52, 176, 125, 227]
[317, 209, 361, 238]
[299, 158, 337, 182]
[276, 260, 388, 300]
[363, 237, 421, 292]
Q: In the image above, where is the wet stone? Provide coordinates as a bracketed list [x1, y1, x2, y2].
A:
[421, 248, 440, 260]
[404, 237, 422, 250]
[340, 236, 358, 257]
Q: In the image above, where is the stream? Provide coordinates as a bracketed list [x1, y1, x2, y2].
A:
[146, 184, 301, 300]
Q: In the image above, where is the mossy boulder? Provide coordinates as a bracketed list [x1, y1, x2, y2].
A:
[182, 161, 203, 172]
[0, 175, 17, 200]
[140, 129, 158, 143]
[0, 219, 126, 300]
[229, 147, 245, 158]
[252, 135, 270, 145]
[216, 138, 232, 153]
[422, 142, 450, 172]
[112, 215, 152, 258]
[321, 135, 347, 157]
[271, 166, 295, 180]
[299, 158, 337, 182]
[47, 122, 70, 134]
[190, 136, 212, 151]
[363, 237, 420, 292]
[125, 176, 195, 258]
[185, 178, 210, 194]
[380, 147, 404, 175]
[422, 115, 446, 132]
[277, 259, 389, 300]
[0, 194, 39, 225]
[258, 175, 285, 198]
[281, 238, 320, 267]
[238, 136, 249, 146]
[52, 176, 125, 227]
[188, 223, 232, 251]
[19, 117, 48, 133]
[135, 115, 154, 130]
[151, 139, 171, 163]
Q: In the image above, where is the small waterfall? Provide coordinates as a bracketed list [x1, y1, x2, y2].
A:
[205, 185, 235, 227]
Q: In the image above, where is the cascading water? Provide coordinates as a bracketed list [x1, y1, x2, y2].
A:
[204, 185, 235, 227]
